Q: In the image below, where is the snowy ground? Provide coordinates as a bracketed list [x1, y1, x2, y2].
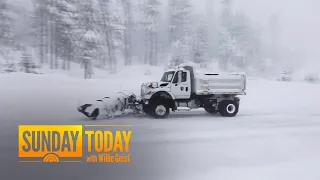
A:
[1, 70, 320, 180]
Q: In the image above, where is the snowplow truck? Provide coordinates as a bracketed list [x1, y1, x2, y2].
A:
[78, 65, 246, 119]
[140, 65, 246, 118]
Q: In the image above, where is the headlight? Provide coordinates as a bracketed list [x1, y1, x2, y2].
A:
[147, 82, 158, 88]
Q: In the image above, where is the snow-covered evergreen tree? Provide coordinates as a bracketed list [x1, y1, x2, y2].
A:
[0, 0, 15, 50]
[0, 0, 33, 72]
[97, 0, 115, 69]
[143, 0, 161, 66]
[229, 13, 254, 70]
[205, 0, 218, 59]
[19, 46, 38, 73]
[78, 0, 100, 79]
[0, 0, 289, 78]
[55, 0, 78, 70]
[108, 0, 125, 72]
[168, 0, 193, 67]
[0, 0, 18, 66]
[217, 0, 260, 72]
[122, 0, 133, 66]
[192, 15, 210, 64]
[217, 0, 234, 71]
[32, 0, 49, 65]
[46, 0, 59, 69]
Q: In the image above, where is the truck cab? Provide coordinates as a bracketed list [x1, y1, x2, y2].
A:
[141, 67, 194, 101]
[160, 69, 191, 99]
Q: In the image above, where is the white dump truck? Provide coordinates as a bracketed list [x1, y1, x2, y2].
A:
[77, 65, 246, 119]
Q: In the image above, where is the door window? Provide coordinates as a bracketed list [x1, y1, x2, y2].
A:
[172, 72, 179, 83]
[182, 72, 187, 82]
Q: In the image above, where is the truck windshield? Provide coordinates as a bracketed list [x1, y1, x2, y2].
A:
[161, 71, 175, 82]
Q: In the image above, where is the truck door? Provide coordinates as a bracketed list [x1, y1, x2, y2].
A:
[171, 70, 191, 99]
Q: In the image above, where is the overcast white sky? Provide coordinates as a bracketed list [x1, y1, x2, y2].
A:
[195, 0, 320, 65]
[235, 0, 320, 60]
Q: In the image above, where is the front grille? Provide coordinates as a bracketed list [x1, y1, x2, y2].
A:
[141, 84, 146, 96]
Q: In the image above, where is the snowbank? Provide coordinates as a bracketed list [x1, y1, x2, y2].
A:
[37, 63, 164, 81]
[291, 69, 320, 83]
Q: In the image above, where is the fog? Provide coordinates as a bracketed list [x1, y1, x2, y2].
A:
[196, 0, 319, 67]
[234, 0, 319, 66]
[0, 0, 319, 77]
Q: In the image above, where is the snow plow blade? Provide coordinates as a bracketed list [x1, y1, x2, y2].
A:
[77, 92, 143, 120]
[77, 104, 100, 120]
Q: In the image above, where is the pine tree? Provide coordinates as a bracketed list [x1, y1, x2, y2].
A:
[32, 0, 49, 65]
[229, 13, 253, 70]
[108, 0, 125, 72]
[143, 0, 161, 66]
[0, 0, 16, 56]
[0, 0, 26, 72]
[192, 15, 210, 65]
[168, 0, 193, 67]
[97, 0, 111, 68]
[19, 46, 38, 73]
[217, 0, 236, 71]
[205, 0, 218, 59]
[122, 0, 133, 66]
[55, 0, 78, 70]
[78, 0, 100, 79]
[45, 0, 59, 69]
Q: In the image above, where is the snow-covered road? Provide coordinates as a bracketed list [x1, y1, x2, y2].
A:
[1, 73, 320, 180]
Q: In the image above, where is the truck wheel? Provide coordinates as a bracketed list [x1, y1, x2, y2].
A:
[218, 100, 239, 117]
[204, 106, 218, 114]
[151, 102, 170, 119]
[143, 105, 152, 116]
[145, 110, 153, 116]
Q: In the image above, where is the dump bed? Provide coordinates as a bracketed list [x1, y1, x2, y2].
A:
[194, 73, 246, 95]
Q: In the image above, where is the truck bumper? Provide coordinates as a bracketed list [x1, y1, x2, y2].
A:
[141, 99, 149, 105]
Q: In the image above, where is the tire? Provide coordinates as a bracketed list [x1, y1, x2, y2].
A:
[144, 110, 153, 116]
[203, 99, 218, 114]
[143, 105, 153, 116]
[150, 101, 170, 119]
[204, 104, 218, 114]
[218, 100, 239, 117]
